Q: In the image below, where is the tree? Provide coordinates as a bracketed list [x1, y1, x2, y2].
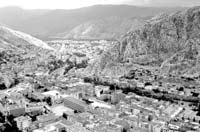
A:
[122, 128, 128, 132]
[45, 97, 52, 106]
[193, 117, 196, 122]
[62, 113, 68, 119]
[111, 94, 119, 105]
[0, 112, 5, 123]
[197, 103, 200, 116]
[148, 115, 153, 121]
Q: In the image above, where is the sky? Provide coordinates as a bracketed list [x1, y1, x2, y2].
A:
[0, 0, 200, 9]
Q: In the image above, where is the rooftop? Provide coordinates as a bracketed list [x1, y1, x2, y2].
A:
[37, 113, 58, 122]
[51, 105, 74, 116]
[42, 90, 61, 97]
[60, 119, 74, 127]
[64, 97, 87, 107]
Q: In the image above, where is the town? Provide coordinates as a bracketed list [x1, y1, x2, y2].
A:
[0, 2, 200, 132]
[0, 61, 199, 132]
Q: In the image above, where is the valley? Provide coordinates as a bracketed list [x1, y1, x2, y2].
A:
[0, 5, 199, 132]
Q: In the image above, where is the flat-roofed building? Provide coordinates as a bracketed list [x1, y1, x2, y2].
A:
[28, 92, 46, 101]
[36, 113, 60, 127]
[14, 116, 32, 131]
[54, 123, 66, 132]
[60, 119, 91, 132]
[64, 97, 88, 112]
[8, 105, 25, 117]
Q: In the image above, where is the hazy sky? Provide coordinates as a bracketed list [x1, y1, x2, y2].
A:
[0, 0, 200, 9]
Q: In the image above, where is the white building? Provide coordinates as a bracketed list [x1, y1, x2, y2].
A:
[14, 116, 32, 131]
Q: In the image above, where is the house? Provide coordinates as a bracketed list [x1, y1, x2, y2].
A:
[105, 124, 122, 132]
[59, 119, 90, 132]
[68, 114, 90, 127]
[8, 104, 25, 117]
[14, 116, 32, 131]
[151, 122, 165, 132]
[28, 92, 46, 101]
[51, 105, 74, 117]
[138, 121, 152, 132]
[95, 86, 110, 97]
[168, 121, 181, 131]
[69, 90, 83, 99]
[114, 120, 130, 130]
[96, 107, 119, 117]
[33, 125, 57, 132]
[36, 113, 60, 127]
[93, 124, 122, 132]
[26, 105, 44, 116]
[136, 82, 145, 88]
[54, 123, 66, 132]
[89, 98, 112, 109]
[42, 90, 63, 104]
[125, 116, 139, 128]
[144, 85, 154, 90]
[78, 112, 94, 120]
[163, 105, 183, 119]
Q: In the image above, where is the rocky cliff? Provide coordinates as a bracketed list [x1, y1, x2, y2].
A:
[87, 6, 200, 78]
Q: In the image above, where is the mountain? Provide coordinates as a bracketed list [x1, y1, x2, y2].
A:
[0, 26, 54, 51]
[64, 16, 149, 40]
[87, 6, 200, 78]
[0, 5, 186, 40]
[0, 6, 49, 28]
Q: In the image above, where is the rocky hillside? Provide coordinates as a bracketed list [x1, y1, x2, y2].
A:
[64, 16, 149, 40]
[0, 26, 54, 51]
[87, 6, 200, 78]
[0, 26, 56, 88]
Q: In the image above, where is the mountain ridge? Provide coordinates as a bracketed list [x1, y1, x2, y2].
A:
[0, 5, 187, 40]
[87, 6, 200, 78]
[64, 16, 149, 40]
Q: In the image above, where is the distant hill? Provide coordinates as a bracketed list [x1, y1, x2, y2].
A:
[64, 16, 149, 40]
[0, 5, 187, 40]
[0, 6, 49, 28]
[87, 6, 200, 78]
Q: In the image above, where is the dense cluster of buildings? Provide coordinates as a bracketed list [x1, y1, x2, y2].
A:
[47, 40, 114, 61]
[0, 74, 199, 132]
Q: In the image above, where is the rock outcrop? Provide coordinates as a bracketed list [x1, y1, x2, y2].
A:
[88, 6, 200, 78]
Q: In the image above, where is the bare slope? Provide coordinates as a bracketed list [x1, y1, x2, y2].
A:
[0, 26, 54, 51]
